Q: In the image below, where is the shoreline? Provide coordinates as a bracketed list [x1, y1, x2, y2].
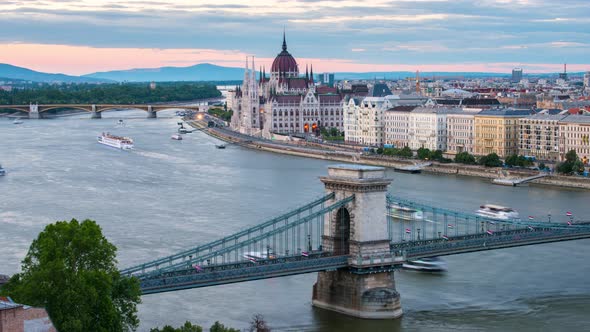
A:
[187, 120, 590, 190]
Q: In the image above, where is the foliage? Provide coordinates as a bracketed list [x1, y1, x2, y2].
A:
[454, 152, 476, 165]
[210, 321, 240, 332]
[478, 153, 503, 167]
[0, 82, 221, 106]
[538, 162, 546, 170]
[1, 219, 141, 332]
[150, 321, 203, 332]
[320, 127, 344, 141]
[504, 154, 534, 167]
[417, 147, 431, 160]
[556, 150, 585, 175]
[249, 314, 271, 332]
[208, 107, 233, 122]
[382, 146, 412, 158]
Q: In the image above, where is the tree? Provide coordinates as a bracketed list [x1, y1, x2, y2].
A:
[417, 147, 431, 160]
[150, 321, 203, 332]
[454, 152, 476, 165]
[210, 321, 240, 332]
[398, 146, 413, 158]
[538, 162, 546, 170]
[1, 219, 141, 332]
[376, 147, 384, 155]
[430, 149, 443, 161]
[249, 314, 270, 332]
[504, 154, 519, 167]
[479, 153, 503, 167]
[557, 150, 585, 175]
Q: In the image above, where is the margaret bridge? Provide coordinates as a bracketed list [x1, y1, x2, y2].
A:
[0, 103, 204, 119]
[121, 165, 590, 319]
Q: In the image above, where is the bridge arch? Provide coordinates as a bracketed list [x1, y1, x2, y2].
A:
[96, 107, 148, 113]
[0, 106, 31, 113]
[38, 106, 92, 113]
[333, 207, 351, 255]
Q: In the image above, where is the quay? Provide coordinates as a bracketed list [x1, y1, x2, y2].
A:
[187, 118, 590, 190]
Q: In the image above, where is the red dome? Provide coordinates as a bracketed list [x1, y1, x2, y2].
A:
[271, 34, 298, 75]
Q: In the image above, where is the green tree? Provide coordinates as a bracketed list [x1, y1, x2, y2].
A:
[504, 154, 519, 167]
[557, 150, 585, 175]
[376, 147, 384, 154]
[417, 147, 431, 160]
[150, 321, 203, 332]
[430, 149, 443, 161]
[1, 219, 141, 332]
[398, 146, 413, 158]
[538, 162, 546, 170]
[479, 153, 503, 167]
[454, 152, 476, 165]
[210, 321, 240, 332]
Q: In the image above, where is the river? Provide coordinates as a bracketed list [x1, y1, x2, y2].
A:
[1, 111, 589, 331]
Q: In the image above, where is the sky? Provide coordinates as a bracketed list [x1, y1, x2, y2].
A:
[0, 0, 589, 75]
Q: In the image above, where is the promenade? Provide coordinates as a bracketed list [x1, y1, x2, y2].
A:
[188, 120, 590, 190]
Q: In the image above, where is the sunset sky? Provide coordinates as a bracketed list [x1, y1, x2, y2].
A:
[0, 0, 589, 75]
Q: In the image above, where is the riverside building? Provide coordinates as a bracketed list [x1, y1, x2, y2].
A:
[474, 109, 531, 157]
[230, 33, 343, 138]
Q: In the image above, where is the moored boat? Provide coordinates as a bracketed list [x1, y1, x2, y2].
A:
[13, 118, 23, 124]
[0, 164, 5, 176]
[476, 204, 519, 220]
[97, 132, 134, 150]
[215, 144, 226, 149]
[171, 134, 183, 140]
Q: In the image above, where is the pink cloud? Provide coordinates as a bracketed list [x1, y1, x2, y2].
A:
[0, 43, 587, 75]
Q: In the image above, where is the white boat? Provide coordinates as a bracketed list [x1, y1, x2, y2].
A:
[476, 204, 519, 220]
[0, 165, 5, 176]
[242, 251, 276, 262]
[403, 257, 447, 272]
[171, 134, 183, 140]
[13, 119, 23, 124]
[387, 204, 423, 221]
[117, 119, 125, 126]
[97, 132, 134, 150]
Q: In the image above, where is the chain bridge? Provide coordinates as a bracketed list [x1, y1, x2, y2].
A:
[122, 165, 590, 319]
[0, 103, 202, 119]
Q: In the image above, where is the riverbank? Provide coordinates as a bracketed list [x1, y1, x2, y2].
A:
[187, 121, 590, 190]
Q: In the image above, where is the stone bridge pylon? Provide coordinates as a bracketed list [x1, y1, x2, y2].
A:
[312, 165, 403, 319]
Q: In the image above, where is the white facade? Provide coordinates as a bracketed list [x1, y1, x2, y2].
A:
[384, 108, 412, 147]
[558, 115, 590, 163]
[408, 107, 451, 151]
[446, 110, 478, 154]
[344, 96, 391, 146]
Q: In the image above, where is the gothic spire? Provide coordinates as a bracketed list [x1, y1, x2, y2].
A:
[259, 66, 262, 83]
[282, 29, 287, 52]
[306, 64, 309, 81]
[310, 64, 314, 83]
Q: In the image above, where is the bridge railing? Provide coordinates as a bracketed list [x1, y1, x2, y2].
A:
[391, 224, 590, 259]
[386, 194, 581, 243]
[121, 193, 335, 275]
[128, 195, 354, 280]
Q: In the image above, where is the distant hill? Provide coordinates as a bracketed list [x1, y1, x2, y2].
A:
[0, 64, 111, 83]
[83, 63, 247, 82]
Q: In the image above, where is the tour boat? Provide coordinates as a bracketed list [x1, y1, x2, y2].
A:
[0, 165, 5, 176]
[403, 257, 447, 272]
[387, 203, 424, 221]
[476, 204, 519, 220]
[216, 144, 226, 149]
[243, 251, 276, 262]
[97, 132, 134, 150]
[13, 118, 23, 124]
[171, 134, 183, 140]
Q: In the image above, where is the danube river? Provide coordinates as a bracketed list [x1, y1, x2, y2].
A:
[1, 111, 589, 331]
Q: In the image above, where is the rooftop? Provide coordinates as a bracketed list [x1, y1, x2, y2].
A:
[477, 108, 533, 117]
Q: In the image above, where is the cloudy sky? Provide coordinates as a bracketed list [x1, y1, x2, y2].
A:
[0, 0, 589, 75]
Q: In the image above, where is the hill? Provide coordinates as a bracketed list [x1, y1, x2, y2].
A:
[0, 63, 111, 83]
[83, 63, 246, 82]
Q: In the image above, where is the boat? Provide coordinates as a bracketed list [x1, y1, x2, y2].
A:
[215, 144, 226, 149]
[117, 119, 125, 126]
[403, 257, 447, 272]
[0, 165, 5, 176]
[242, 251, 276, 262]
[387, 203, 423, 221]
[476, 204, 519, 220]
[97, 132, 134, 150]
[13, 118, 23, 124]
[171, 134, 183, 140]
[178, 128, 191, 134]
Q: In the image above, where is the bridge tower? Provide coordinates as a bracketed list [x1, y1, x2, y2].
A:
[312, 165, 402, 319]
